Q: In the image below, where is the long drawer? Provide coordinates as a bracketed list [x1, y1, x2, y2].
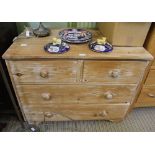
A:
[83, 60, 147, 84]
[9, 60, 78, 84]
[23, 103, 130, 123]
[136, 86, 155, 107]
[17, 84, 136, 106]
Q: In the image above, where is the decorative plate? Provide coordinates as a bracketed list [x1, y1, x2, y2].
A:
[59, 29, 92, 43]
[44, 42, 70, 54]
[89, 41, 113, 53]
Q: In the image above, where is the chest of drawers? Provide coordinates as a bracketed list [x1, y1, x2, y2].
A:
[2, 29, 153, 124]
[135, 23, 155, 107]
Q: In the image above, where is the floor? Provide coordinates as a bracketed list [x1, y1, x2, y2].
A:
[1, 107, 155, 132]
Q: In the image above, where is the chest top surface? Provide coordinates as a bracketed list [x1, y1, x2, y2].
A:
[2, 29, 153, 61]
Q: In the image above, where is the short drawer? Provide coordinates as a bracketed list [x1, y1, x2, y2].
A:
[136, 86, 155, 107]
[24, 103, 130, 123]
[9, 60, 78, 83]
[17, 84, 136, 106]
[145, 70, 155, 85]
[83, 60, 147, 84]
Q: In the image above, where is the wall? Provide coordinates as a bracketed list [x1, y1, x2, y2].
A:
[16, 22, 96, 33]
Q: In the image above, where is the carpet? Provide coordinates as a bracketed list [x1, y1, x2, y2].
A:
[1, 107, 155, 132]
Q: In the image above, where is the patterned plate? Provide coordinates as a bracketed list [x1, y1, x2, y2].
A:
[59, 29, 92, 43]
[44, 42, 70, 54]
[89, 41, 113, 53]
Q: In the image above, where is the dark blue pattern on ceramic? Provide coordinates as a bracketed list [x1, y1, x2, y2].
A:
[89, 41, 113, 53]
[59, 29, 92, 44]
[44, 42, 70, 54]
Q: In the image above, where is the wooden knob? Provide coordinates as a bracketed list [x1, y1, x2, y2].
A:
[44, 112, 54, 118]
[16, 73, 23, 77]
[111, 70, 119, 78]
[40, 70, 49, 78]
[147, 93, 155, 98]
[98, 110, 108, 117]
[41, 93, 51, 100]
[104, 92, 113, 99]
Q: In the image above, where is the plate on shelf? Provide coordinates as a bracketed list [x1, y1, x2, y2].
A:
[89, 41, 113, 53]
[59, 29, 92, 44]
[44, 42, 70, 54]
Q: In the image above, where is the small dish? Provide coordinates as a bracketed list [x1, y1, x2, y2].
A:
[89, 41, 113, 53]
[59, 29, 92, 44]
[44, 42, 70, 54]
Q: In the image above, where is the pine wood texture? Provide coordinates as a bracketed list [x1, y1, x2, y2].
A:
[2, 29, 153, 61]
[144, 23, 155, 58]
[135, 23, 155, 107]
[144, 23, 155, 69]
[2, 29, 153, 123]
[8, 60, 148, 85]
[145, 70, 155, 85]
[24, 103, 130, 123]
[135, 86, 155, 107]
[9, 60, 78, 84]
[16, 84, 136, 106]
[151, 61, 155, 69]
[83, 60, 148, 84]
[97, 22, 151, 46]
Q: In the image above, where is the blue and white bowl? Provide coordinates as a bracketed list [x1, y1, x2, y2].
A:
[44, 42, 70, 54]
[89, 41, 113, 53]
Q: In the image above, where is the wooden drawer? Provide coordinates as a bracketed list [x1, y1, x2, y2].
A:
[17, 84, 136, 106]
[9, 60, 78, 83]
[151, 61, 155, 69]
[136, 86, 155, 107]
[145, 70, 155, 85]
[24, 103, 130, 123]
[83, 60, 147, 84]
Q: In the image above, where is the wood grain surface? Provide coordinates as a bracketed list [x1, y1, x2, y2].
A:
[3, 29, 153, 123]
[134, 23, 155, 107]
[16, 84, 136, 106]
[145, 70, 155, 85]
[83, 60, 148, 84]
[2, 29, 153, 61]
[135, 86, 155, 107]
[97, 22, 151, 46]
[9, 60, 78, 84]
[23, 103, 130, 123]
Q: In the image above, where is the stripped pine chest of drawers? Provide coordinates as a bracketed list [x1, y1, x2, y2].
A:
[2, 29, 153, 124]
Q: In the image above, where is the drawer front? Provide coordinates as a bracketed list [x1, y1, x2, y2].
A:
[136, 86, 155, 106]
[17, 84, 136, 106]
[151, 61, 155, 69]
[145, 70, 155, 85]
[9, 60, 78, 83]
[24, 103, 130, 123]
[83, 61, 147, 84]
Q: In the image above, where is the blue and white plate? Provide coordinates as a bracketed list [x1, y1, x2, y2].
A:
[59, 29, 92, 44]
[89, 41, 113, 53]
[44, 42, 70, 54]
